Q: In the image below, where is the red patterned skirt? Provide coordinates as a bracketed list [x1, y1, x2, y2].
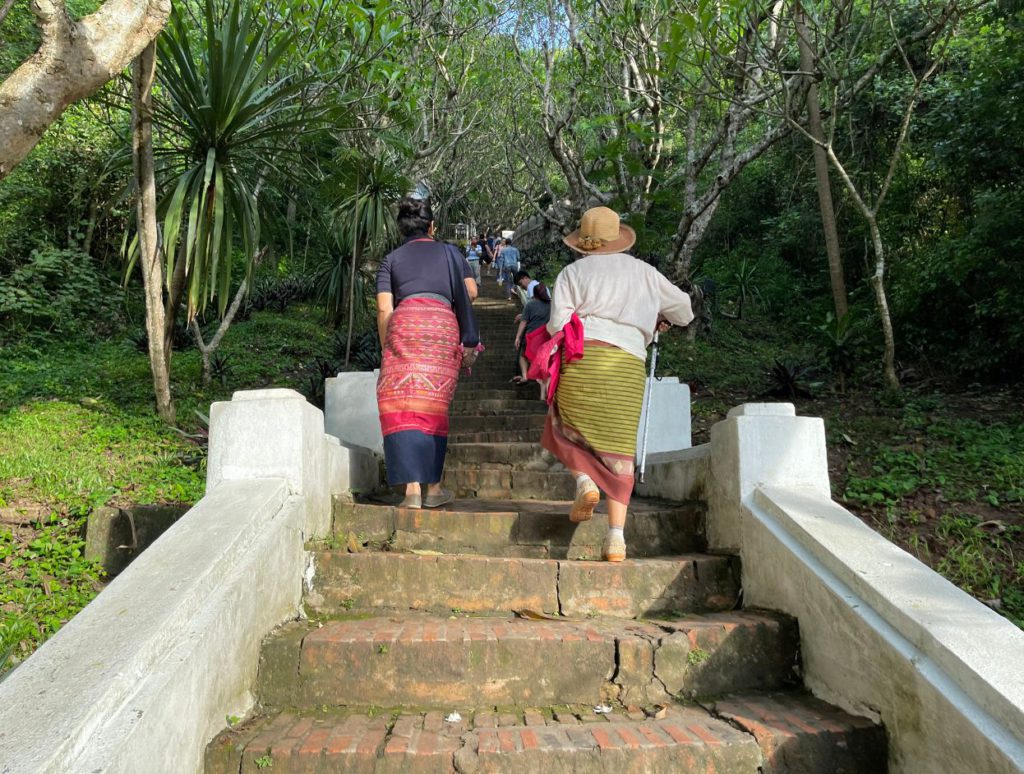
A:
[376, 298, 461, 485]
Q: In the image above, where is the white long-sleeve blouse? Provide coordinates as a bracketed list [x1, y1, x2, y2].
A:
[546, 252, 694, 361]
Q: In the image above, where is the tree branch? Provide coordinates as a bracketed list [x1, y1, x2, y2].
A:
[0, 0, 171, 179]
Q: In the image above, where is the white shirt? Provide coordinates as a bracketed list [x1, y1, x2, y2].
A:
[547, 253, 694, 361]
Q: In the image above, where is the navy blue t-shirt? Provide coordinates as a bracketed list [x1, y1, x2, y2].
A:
[376, 238, 473, 303]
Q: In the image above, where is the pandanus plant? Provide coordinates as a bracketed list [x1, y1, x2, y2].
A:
[127, 0, 317, 325]
[318, 152, 407, 364]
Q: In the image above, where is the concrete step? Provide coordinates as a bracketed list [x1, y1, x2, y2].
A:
[443, 464, 574, 499]
[308, 551, 735, 619]
[255, 611, 799, 710]
[332, 497, 707, 558]
[205, 694, 886, 774]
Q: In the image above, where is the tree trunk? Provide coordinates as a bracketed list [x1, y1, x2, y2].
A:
[797, 3, 848, 320]
[132, 40, 174, 424]
[191, 276, 250, 386]
[866, 216, 899, 390]
[345, 238, 364, 366]
[0, 0, 18, 27]
[163, 242, 188, 366]
[0, 0, 171, 180]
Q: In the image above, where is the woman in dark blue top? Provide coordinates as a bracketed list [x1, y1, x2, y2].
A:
[375, 197, 480, 509]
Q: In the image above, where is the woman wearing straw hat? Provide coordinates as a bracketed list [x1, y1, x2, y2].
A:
[543, 206, 694, 562]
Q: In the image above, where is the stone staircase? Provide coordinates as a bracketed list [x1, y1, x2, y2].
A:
[205, 276, 887, 772]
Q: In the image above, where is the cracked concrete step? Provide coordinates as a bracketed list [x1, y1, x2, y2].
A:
[307, 552, 736, 618]
[332, 497, 708, 558]
[443, 464, 575, 500]
[256, 612, 799, 711]
[205, 694, 886, 774]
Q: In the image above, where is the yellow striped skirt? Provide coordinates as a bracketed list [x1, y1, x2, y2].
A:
[542, 342, 646, 504]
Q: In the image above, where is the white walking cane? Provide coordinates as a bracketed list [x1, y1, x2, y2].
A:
[638, 330, 660, 483]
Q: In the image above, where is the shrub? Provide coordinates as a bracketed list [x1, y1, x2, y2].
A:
[0, 246, 121, 340]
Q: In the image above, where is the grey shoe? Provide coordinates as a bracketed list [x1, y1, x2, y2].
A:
[422, 488, 455, 508]
[400, 493, 422, 509]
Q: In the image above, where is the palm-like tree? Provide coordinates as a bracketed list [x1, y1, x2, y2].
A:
[318, 152, 408, 364]
[141, 0, 317, 325]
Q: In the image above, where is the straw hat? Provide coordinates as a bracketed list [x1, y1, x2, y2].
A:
[563, 206, 636, 255]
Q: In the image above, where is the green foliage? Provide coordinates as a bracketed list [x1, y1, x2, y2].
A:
[656, 314, 813, 395]
[0, 516, 105, 664]
[0, 401, 205, 514]
[318, 154, 407, 328]
[687, 647, 710, 666]
[934, 513, 1023, 624]
[0, 302, 336, 660]
[134, 0, 320, 318]
[0, 102, 127, 271]
[844, 413, 1024, 510]
[0, 246, 120, 340]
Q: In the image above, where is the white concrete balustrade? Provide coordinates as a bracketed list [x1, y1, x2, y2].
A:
[639, 402, 1024, 774]
[0, 389, 378, 774]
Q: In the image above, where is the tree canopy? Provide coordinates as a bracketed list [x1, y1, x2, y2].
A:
[0, 0, 1022, 383]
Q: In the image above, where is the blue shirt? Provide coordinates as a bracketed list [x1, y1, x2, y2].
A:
[498, 246, 520, 270]
[377, 238, 472, 303]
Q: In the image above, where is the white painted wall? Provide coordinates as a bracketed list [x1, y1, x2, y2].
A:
[0, 389, 378, 773]
[641, 403, 1024, 774]
[636, 377, 691, 461]
[324, 371, 384, 457]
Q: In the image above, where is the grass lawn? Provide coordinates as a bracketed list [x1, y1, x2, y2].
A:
[0, 304, 337, 668]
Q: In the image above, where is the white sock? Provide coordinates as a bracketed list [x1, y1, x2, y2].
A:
[607, 527, 624, 540]
[575, 473, 592, 486]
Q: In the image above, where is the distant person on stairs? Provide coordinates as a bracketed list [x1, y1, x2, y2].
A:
[496, 239, 521, 300]
[542, 206, 694, 562]
[375, 196, 480, 509]
[466, 239, 483, 284]
[514, 281, 551, 398]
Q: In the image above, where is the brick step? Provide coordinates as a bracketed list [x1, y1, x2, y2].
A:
[457, 376, 528, 388]
[454, 388, 525, 400]
[461, 359, 525, 370]
[308, 551, 734, 619]
[443, 465, 574, 499]
[450, 402, 548, 418]
[447, 441, 559, 467]
[332, 497, 706, 559]
[456, 372, 526, 383]
[449, 428, 542, 443]
[463, 358, 521, 369]
[449, 414, 547, 433]
[206, 694, 886, 774]
[256, 612, 798, 711]
[450, 398, 543, 413]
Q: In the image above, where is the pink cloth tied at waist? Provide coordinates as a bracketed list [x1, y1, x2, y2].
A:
[525, 313, 585, 404]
